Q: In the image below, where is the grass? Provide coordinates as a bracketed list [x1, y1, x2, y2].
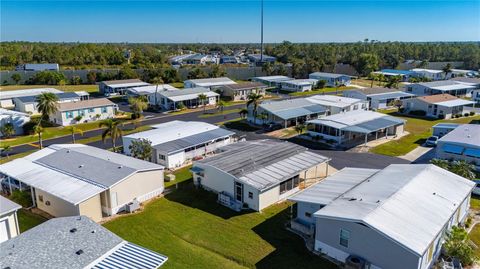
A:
[170, 82, 184, 88]
[165, 165, 193, 188]
[17, 209, 47, 232]
[471, 197, 480, 211]
[370, 113, 480, 156]
[0, 149, 37, 164]
[198, 109, 241, 118]
[104, 185, 336, 269]
[469, 224, 480, 256]
[0, 84, 99, 93]
[288, 86, 352, 96]
[223, 119, 260, 132]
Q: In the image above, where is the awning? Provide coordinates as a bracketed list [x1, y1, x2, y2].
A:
[442, 144, 464, 154]
[92, 242, 168, 269]
[342, 117, 404, 134]
[274, 104, 326, 120]
[464, 148, 480, 158]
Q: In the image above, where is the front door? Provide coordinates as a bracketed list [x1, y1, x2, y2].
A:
[234, 182, 243, 202]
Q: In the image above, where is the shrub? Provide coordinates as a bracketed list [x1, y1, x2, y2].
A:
[470, 111, 475, 116]
[464, 113, 470, 117]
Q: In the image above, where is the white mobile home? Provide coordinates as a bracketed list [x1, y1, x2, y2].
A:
[127, 84, 179, 106]
[0, 109, 30, 136]
[308, 72, 351, 87]
[0, 196, 21, 243]
[251, 75, 292, 88]
[192, 140, 331, 211]
[50, 98, 117, 126]
[0, 216, 168, 268]
[0, 144, 165, 222]
[0, 88, 62, 109]
[279, 79, 318, 92]
[402, 94, 475, 119]
[410, 68, 448, 80]
[306, 110, 405, 146]
[406, 81, 476, 97]
[99, 79, 150, 95]
[184, 77, 236, 89]
[123, 121, 235, 169]
[16, 63, 59, 71]
[343, 87, 415, 110]
[157, 87, 219, 110]
[306, 95, 368, 115]
[436, 124, 480, 170]
[220, 82, 268, 101]
[289, 164, 474, 269]
[14, 92, 82, 114]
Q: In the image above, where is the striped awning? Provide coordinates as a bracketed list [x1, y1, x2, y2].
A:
[92, 242, 168, 269]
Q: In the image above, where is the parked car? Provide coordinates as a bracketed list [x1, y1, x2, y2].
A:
[425, 136, 439, 147]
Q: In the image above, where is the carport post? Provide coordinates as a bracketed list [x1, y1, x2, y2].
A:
[364, 133, 368, 145]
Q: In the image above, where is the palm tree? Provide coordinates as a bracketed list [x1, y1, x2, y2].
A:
[65, 126, 83, 143]
[368, 72, 377, 88]
[450, 160, 476, 180]
[2, 146, 12, 159]
[431, 158, 450, 170]
[385, 75, 401, 89]
[99, 119, 123, 152]
[128, 96, 148, 119]
[151, 76, 164, 108]
[217, 100, 226, 113]
[258, 112, 268, 124]
[246, 93, 262, 124]
[442, 63, 452, 80]
[36, 92, 59, 123]
[198, 93, 208, 113]
[33, 125, 44, 149]
[377, 74, 385, 86]
[238, 108, 248, 119]
[334, 80, 340, 95]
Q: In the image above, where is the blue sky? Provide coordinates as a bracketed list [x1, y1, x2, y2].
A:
[1, 0, 479, 43]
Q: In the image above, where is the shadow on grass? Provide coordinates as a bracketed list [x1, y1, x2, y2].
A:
[164, 182, 254, 219]
[287, 137, 335, 150]
[224, 120, 260, 132]
[252, 207, 337, 269]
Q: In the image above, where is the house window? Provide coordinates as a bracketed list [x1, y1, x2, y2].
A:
[89, 108, 94, 113]
[339, 229, 350, 247]
[78, 110, 85, 116]
[158, 154, 166, 160]
[45, 201, 51, 206]
[102, 107, 108, 113]
[353, 104, 358, 110]
[66, 111, 73, 119]
[248, 192, 253, 199]
[305, 212, 312, 218]
[38, 195, 44, 202]
[279, 175, 300, 194]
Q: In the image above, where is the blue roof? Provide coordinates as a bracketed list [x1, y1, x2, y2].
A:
[381, 69, 416, 75]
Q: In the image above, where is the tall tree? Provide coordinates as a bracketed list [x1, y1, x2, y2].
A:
[442, 63, 452, 80]
[36, 92, 59, 123]
[209, 65, 226, 78]
[99, 119, 123, 152]
[355, 53, 379, 76]
[246, 93, 262, 124]
[198, 93, 208, 113]
[11, 73, 21, 85]
[33, 125, 44, 149]
[129, 138, 153, 161]
[128, 96, 148, 119]
[151, 76, 164, 108]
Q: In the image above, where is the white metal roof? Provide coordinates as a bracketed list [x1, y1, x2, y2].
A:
[0, 196, 21, 216]
[0, 108, 30, 118]
[129, 84, 179, 94]
[411, 68, 444, 74]
[106, 82, 151, 89]
[434, 99, 475, 107]
[185, 77, 236, 87]
[307, 110, 405, 130]
[0, 158, 105, 205]
[289, 168, 378, 205]
[306, 95, 364, 108]
[438, 124, 480, 145]
[281, 79, 318, 86]
[252, 75, 292, 82]
[0, 88, 62, 100]
[159, 87, 219, 102]
[314, 164, 475, 256]
[124, 121, 221, 146]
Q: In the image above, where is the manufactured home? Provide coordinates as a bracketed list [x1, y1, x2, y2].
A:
[436, 124, 480, 170]
[0, 196, 21, 243]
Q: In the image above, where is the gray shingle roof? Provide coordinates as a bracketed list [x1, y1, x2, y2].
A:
[196, 140, 330, 191]
[0, 216, 123, 269]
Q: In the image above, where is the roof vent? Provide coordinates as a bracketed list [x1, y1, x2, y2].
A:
[348, 198, 357, 201]
[376, 200, 380, 203]
[78, 165, 84, 168]
[118, 166, 122, 169]
[66, 150, 70, 153]
[91, 230, 96, 234]
[75, 250, 84, 255]
[70, 228, 77, 233]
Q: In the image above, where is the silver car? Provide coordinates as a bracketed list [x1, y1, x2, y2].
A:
[425, 136, 439, 147]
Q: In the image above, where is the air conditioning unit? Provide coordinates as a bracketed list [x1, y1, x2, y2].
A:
[125, 200, 140, 213]
[345, 255, 366, 269]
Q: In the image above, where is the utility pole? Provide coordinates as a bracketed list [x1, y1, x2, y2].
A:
[260, 0, 264, 63]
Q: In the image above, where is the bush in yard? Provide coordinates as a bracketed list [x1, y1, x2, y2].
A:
[470, 111, 476, 116]
[10, 190, 32, 207]
[443, 226, 476, 265]
[464, 113, 470, 117]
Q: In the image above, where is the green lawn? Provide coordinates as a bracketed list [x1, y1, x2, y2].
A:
[170, 82, 184, 88]
[370, 113, 480, 156]
[0, 84, 99, 93]
[198, 109, 241, 118]
[165, 165, 193, 188]
[104, 185, 336, 269]
[288, 86, 352, 97]
[471, 197, 480, 211]
[469, 224, 480, 256]
[223, 119, 260, 132]
[17, 209, 47, 233]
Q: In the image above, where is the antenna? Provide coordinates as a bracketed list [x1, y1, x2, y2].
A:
[260, 0, 264, 63]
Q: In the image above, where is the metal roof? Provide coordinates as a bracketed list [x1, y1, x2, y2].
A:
[306, 95, 364, 108]
[417, 81, 476, 91]
[102, 79, 150, 88]
[432, 123, 461, 129]
[281, 79, 318, 86]
[196, 140, 330, 191]
[159, 87, 219, 102]
[185, 77, 236, 87]
[435, 99, 475, 107]
[14, 92, 80, 104]
[314, 164, 475, 256]
[309, 72, 350, 79]
[57, 98, 116, 112]
[438, 124, 480, 145]
[252, 75, 292, 82]
[0, 108, 30, 118]
[411, 68, 444, 74]
[260, 98, 327, 120]
[366, 91, 415, 100]
[125, 121, 222, 146]
[344, 87, 407, 96]
[153, 128, 235, 154]
[380, 69, 416, 75]
[0, 196, 21, 216]
[91, 242, 168, 269]
[0, 216, 167, 269]
[307, 110, 405, 133]
[0, 88, 62, 100]
[289, 168, 378, 205]
[128, 84, 179, 94]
